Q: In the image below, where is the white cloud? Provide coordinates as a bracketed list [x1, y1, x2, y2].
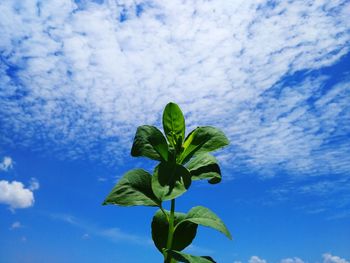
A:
[242, 255, 348, 263]
[0, 0, 349, 179]
[0, 180, 34, 209]
[323, 254, 349, 263]
[99, 227, 151, 245]
[249, 256, 267, 263]
[29, 177, 40, 191]
[97, 177, 107, 182]
[0, 156, 13, 171]
[0, 156, 39, 211]
[327, 209, 350, 220]
[281, 257, 305, 263]
[10, 221, 22, 229]
[81, 233, 90, 240]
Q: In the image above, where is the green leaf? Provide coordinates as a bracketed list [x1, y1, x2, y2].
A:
[186, 153, 222, 184]
[179, 206, 232, 239]
[178, 126, 229, 164]
[131, 125, 169, 161]
[152, 209, 197, 252]
[163, 102, 185, 149]
[164, 250, 216, 263]
[152, 162, 191, 201]
[102, 169, 160, 207]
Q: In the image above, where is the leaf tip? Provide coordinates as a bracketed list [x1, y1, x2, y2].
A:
[166, 101, 177, 107]
[208, 177, 221, 184]
[102, 198, 111, 206]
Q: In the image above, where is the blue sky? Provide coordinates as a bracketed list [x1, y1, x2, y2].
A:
[0, 0, 349, 263]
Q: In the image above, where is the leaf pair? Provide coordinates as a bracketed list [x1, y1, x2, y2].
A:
[131, 102, 185, 162]
[131, 124, 229, 167]
[102, 166, 191, 207]
[102, 154, 224, 207]
[152, 206, 231, 261]
[152, 151, 224, 201]
[161, 103, 229, 165]
[130, 102, 229, 166]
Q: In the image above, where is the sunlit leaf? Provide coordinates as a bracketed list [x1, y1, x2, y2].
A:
[178, 126, 229, 164]
[163, 102, 185, 150]
[103, 169, 160, 207]
[178, 206, 232, 239]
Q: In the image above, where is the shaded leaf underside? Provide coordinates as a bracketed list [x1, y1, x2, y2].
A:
[131, 125, 169, 161]
[152, 209, 198, 252]
[186, 153, 222, 184]
[152, 162, 191, 201]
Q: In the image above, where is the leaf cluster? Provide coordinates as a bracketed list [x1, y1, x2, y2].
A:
[103, 102, 231, 262]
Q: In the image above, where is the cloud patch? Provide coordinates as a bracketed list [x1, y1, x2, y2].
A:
[0, 156, 13, 171]
[249, 256, 267, 263]
[243, 254, 348, 263]
[10, 221, 22, 230]
[0, 0, 349, 179]
[0, 180, 35, 209]
[52, 213, 151, 245]
[29, 177, 40, 191]
[323, 254, 349, 263]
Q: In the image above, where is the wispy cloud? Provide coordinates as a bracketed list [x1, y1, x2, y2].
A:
[0, 0, 349, 180]
[281, 257, 305, 263]
[0, 156, 13, 171]
[10, 221, 22, 230]
[268, 174, 350, 217]
[326, 210, 350, 220]
[184, 244, 214, 256]
[51, 213, 151, 246]
[29, 177, 40, 191]
[241, 254, 348, 263]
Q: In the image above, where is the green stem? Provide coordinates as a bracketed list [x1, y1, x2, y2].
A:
[164, 199, 176, 263]
[160, 205, 169, 222]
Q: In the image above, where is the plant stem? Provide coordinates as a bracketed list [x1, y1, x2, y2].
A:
[164, 199, 176, 263]
[160, 205, 169, 222]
